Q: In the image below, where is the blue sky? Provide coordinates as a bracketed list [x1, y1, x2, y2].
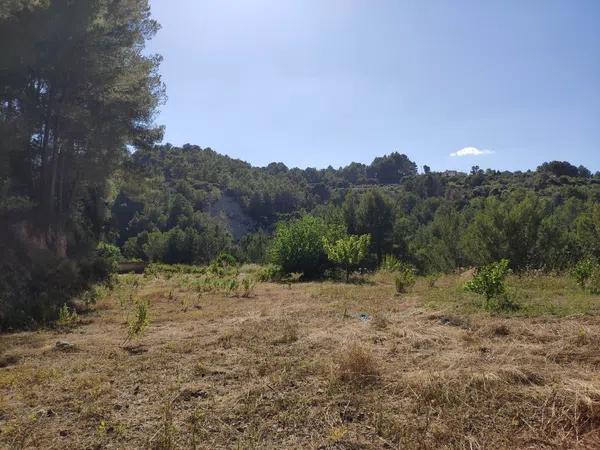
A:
[147, 0, 600, 172]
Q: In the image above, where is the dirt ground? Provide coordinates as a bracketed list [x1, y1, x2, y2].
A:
[1, 272, 599, 449]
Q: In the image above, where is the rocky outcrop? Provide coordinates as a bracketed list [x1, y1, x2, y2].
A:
[209, 194, 257, 240]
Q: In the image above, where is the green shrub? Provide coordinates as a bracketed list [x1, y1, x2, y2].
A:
[207, 253, 239, 276]
[588, 266, 600, 295]
[571, 258, 595, 288]
[80, 284, 107, 307]
[124, 299, 150, 345]
[239, 278, 256, 298]
[57, 303, 79, 328]
[323, 234, 371, 281]
[570, 258, 600, 294]
[394, 269, 416, 294]
[145, 263, 206, 277]
[464, 259, 512, 308]
[380, 254, 402, 272]
[0, 235, 112, 331]
[425, 273, 440, 288]
[256, 264, 284, 282]
[94, 242, 122, 277]
[268, 215, 345, 278]
[224, 278, 239, 295]
[379, 255, 416, 278]
[216, 252, 237, 267]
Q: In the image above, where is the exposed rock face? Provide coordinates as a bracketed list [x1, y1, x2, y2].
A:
[209, 194, 257, 240]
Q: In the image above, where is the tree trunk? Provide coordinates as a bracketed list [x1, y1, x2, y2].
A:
[47, 108, 61, 219]
[40, 86, 54, 198]
[57, 144, 67, 215]
[48, 144, 59, 217]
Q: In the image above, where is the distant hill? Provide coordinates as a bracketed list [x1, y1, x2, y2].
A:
[111, 143, 599, 268]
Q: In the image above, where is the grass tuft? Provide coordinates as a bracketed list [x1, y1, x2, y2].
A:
[334, 343, 380, 387]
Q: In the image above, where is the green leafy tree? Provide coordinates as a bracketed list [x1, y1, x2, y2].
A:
[324, 234, 371, 281]
[571, 258, 595, 289]
[352, 190, 394, 263]
[95, 241, 122, 275]
[462, 194, 545, 271]
[240, 230, 270, 263]
[412, 206, 463, 273]
[575, 203, 600, 260]
[269, 215, 345, 277]
[464, 259, 512, 308]
[366, 152, 417, 184]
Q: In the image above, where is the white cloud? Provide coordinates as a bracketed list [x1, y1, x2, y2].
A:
[450, 146, 494, 157]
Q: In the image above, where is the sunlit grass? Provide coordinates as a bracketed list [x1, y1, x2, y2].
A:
[418, 272, 600, 317]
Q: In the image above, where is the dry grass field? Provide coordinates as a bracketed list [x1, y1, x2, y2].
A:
[1, 268, 600, 449]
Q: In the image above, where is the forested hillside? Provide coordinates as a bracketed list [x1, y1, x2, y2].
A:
[113, 144, 600, 273]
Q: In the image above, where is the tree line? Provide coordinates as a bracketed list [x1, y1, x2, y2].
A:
[111, 143, 599, 277]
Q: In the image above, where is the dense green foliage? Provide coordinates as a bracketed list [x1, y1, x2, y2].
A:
[464, 259, 512, 309]
[95, 242, 122, 274]
[324, 234, 371, 281]
[571, 258, 600, 294]
[268, 216, 345, 277]
[0, 0, 163, 329]
[109, 142, 600, 278]
[394, 266, 417, 295]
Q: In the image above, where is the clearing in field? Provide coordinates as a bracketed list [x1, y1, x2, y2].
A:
[1, 268, 600, 449]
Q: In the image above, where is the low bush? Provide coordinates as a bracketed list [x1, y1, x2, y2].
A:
[395, 271, 416, 295]
[464, 259, 517, 310]
[192, 273, 259, 298]
[571, 258, 600, 294]
[571, 258, 595, 288]
[0, 233, 116, 331]
[239, 278, 256, 298]
[256, 264, 284, 282]
[56, 303, 79, 328]
[80, 284, 107, 307]
[124, 298, 150, 345]
[145, 263, 206, 277]
[388, 261, 416, 294]
[379, 254, 402, 272]
[208, 254, 239, 276]
[588, 266, 600, 295]
[425, 273, 440, 288]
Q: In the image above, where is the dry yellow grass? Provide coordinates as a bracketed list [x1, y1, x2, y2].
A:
[0, 271, 599, 449]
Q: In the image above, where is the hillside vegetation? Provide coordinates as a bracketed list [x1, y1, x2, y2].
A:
[113, 144, 600, 273]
